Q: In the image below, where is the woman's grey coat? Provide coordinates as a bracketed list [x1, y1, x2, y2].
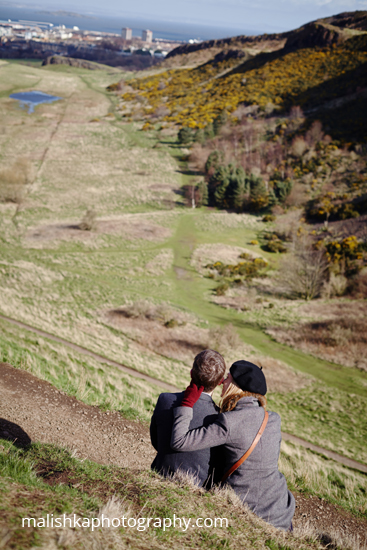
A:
[171, 396, 295, 530]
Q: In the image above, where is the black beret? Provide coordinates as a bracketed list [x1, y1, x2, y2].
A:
[230, 360, 267, 395]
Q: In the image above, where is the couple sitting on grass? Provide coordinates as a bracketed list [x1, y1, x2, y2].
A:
[150, 349, 295, 531]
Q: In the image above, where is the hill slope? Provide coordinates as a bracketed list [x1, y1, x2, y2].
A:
[114, 11, 367, 142]
[1, 362, 367, 549]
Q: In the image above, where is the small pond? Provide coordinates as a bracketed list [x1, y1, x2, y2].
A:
[9, 91, 62, 113]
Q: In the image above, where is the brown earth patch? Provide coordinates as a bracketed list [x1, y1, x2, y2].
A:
[105, 309, 311, 393]
[26, 217, 171, 243]
[106, 310, 206, 365]
[297, 299, 367, 321]
[293, 493, 367, 547]
[268, 315, 367, 371]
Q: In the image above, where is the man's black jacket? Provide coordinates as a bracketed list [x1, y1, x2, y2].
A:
[150, 391, 224, 487]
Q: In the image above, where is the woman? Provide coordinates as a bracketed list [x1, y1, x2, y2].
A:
[171, 360, 295, 531]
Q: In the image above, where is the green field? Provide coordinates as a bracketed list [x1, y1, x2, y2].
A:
[0, 59, 366, 470]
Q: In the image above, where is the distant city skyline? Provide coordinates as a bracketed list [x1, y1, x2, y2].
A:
[1, 0, 366, 34]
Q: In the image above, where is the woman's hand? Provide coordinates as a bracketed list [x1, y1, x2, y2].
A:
[181, 380, 204, 408]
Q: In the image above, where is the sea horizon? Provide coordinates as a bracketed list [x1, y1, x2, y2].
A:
[0, 4, 265, 41]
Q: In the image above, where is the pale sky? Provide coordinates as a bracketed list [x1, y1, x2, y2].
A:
[5, 0, 367, 32]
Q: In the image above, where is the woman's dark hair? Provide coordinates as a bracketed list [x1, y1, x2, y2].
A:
[191, 349, 226, 393]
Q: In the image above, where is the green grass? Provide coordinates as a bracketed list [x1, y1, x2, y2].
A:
[0, 437, 362, 550]
[279, 440, 367, 519]
[0, 319, 162, 423]
[269, 386, 367, 465]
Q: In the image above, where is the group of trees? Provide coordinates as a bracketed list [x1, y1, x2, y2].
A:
[183, 147, 294, 212]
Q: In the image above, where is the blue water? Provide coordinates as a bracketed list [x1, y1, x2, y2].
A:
[10, 91, 62, 113]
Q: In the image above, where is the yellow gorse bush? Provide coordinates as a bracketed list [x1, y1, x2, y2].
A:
[116, 41, 367, 128]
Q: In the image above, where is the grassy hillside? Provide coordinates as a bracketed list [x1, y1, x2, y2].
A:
[0, 38, 367, 549]
[0, 436, 366, 550]
[117, 34, 367, 139]
[0, 59, 366, 462]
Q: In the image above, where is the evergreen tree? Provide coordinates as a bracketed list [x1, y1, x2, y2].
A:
[273, 179, 293, 203]
[209, 164, 248, 210]
[232, 174, 250, 211]
[210, 165, 231, 208]
[205, 150, 224, 174]
[227, 165, 247, 210]
[178, 127, 194, 145]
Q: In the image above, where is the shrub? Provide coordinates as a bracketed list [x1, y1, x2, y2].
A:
[79, 209, 97, 231]
[347, 271, 367, 299]
[207, 323, 241, 353]
[178, 127, 194, 145]
[264, 239, 287, 253]
[321, 273, 348, 298]
[207, 257, 268, 281]
[278, 238, 328, 299]
[325, 235, 365, 276]
[215, 282, 229, 295]
[249, 176, 269, 212]
[0, 158, 30, 204]
[193, 128, 205, 144]
[164, 319, 179, 328]
[262, 214, 276, 222]
[213, 110, 228, 135]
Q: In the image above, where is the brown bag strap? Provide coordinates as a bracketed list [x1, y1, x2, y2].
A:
[221, 410, 269, 483]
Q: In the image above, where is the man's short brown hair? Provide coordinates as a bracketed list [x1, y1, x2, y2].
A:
[191, 349, 226, 392]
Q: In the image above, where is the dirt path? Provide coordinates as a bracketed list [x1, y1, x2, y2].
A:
[281, 433, 367, 474]
[1, 362, 366, 545]
[0, 362, 155, 468]
[1, 312, 367, 475]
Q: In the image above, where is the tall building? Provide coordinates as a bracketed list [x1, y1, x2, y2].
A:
[142, 29, 152, 43]
[121, 27, 132, 40]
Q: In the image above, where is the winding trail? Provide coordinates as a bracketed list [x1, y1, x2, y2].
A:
[0, 313, 177, 393]
[1, 312, 367, 474]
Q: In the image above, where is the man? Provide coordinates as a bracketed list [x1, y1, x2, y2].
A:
[150, 349, 226, 487]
